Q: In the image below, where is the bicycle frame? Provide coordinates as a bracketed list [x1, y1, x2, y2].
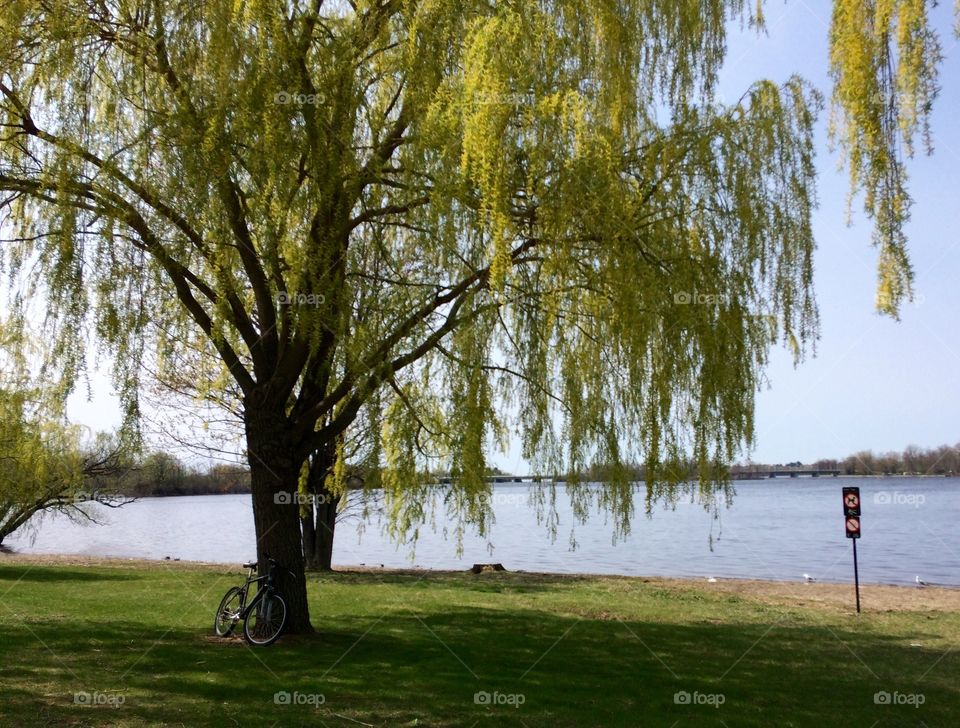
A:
[239, 572, 273, 620]
[216, 554, 294, 642]
[232, 558, 288, 620]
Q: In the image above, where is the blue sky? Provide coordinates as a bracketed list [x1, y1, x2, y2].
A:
[720, 1, 960, 465]
[66, 3, 960, 468]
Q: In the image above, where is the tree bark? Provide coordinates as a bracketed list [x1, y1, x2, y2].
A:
[302, 448, 339, 571]
[313, 483, 340, 571]
[301, 508, 317, 569]
[245, 402, 313, 634]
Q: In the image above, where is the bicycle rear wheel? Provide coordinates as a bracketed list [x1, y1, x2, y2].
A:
[243, 592, 287, 646]
[214, 586, 243, 637]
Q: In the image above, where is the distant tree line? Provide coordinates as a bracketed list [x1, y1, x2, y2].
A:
[112, 439, 960, 501]
[112, 452, 373, 498]
[109, 452, 251, 497]
[812, 442, 960, 476]
[734, 442, 960, 477]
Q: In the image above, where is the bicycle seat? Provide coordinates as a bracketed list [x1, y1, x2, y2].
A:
[243, 561, 257, 569]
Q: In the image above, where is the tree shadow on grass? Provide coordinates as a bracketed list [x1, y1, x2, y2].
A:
[0, 565, 141, 583]
[0, 606, 955, 727]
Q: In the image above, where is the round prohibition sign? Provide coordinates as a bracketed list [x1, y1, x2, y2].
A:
[845, 517, 861, 533]
[844, 492, 860, 509]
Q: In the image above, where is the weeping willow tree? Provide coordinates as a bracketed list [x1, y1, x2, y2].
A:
[0, 387, 78, 544]
[0, 384, 131, 545]
[0, 0, 942, 633]
[0, 318, 130, 543]
[829, 0, 949, 316]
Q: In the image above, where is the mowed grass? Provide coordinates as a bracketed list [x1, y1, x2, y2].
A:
[0, 559, 957, 727]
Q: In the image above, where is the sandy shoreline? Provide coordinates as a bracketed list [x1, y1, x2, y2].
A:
[3, 550, 959, 613]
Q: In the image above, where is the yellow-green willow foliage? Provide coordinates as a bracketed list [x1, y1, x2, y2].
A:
[0, 321, 89, 542]
[829, 0, 953, 316]
[1, 0, 820, 557]
[0, 387, 87, 543]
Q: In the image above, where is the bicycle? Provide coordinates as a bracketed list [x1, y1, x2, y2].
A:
[214, 554, 292, 646]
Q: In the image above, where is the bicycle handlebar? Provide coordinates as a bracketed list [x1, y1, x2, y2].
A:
[247, 553, 296, 577]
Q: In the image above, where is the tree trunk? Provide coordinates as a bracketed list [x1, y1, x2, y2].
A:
[0, 502, 43, 544]
[245, 404, 313, 634]
[314, 483, 340, 571]
[301, 509, 317, 569]
[302, 448, 339, 571]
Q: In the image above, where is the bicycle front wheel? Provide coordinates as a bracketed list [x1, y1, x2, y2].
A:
[243, 592, 287, 646]
[214, 586, 243, 637]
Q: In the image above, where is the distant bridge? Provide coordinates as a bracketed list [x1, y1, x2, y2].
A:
[434, 475, 553, 485]
[433, 469, 841, 485]
[732, 468, 841, 480]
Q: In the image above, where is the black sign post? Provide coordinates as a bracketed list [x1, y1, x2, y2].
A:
[843, 487, 862, 613]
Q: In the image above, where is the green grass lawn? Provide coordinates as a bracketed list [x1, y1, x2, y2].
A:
[0, 559, 957, 726]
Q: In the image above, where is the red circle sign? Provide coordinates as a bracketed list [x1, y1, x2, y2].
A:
[844, 493, 859, 509]
[845, 517, 860, 532]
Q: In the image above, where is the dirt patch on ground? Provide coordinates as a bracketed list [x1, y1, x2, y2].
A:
[646, 576, 960, 613]
[0, 552, 230, 571]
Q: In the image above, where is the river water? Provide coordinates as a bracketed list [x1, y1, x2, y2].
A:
[5, 477, 958, 587]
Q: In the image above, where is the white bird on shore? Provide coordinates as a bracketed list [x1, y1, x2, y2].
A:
[707, 577, 717, 583]
[803, 573, 815, 583]
[916, 576, 929, 587]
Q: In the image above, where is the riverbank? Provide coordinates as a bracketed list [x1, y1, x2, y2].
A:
[1, 555, 957, 726]
[3, 551, 959, 612]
